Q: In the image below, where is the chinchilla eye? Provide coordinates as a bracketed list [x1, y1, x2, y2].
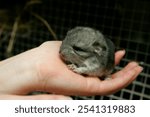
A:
[92, 42, 99, 47]
[72, 45, 84, 52]
[93, 42, 106, 51]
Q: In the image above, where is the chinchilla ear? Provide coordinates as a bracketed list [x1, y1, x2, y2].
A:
[66, 27, 83, 37]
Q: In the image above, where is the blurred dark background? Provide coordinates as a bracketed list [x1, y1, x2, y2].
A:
[0, 0, 150, 99]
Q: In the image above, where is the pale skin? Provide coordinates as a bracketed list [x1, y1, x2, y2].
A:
[0, 41, 143, 99]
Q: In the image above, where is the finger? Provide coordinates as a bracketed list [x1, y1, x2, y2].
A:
[112, 62, 139, 78]
[0, 94, 72, 100]
[115, 50, 125, 65]
[97, 64, 143, 95]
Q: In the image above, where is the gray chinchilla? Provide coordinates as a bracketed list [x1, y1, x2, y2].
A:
[59, 27, 115, 78]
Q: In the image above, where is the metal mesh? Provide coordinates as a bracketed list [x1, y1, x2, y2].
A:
[0, 0, 150, 99]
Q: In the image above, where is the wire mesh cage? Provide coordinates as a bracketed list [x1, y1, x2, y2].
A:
[0, 0, 150, 99]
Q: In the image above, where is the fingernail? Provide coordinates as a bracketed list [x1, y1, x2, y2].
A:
[131, 61, 144, 67]
[121, 49, 126, 52]
[119, 49, 126, 55]
[139, 66, 144, 72]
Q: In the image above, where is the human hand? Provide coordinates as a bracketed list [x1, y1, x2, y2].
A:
[36, 41, 143, 96]
[0, 41, 143, 99]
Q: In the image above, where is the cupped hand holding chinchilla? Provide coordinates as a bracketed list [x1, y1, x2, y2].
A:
[0, 40, 143, 99]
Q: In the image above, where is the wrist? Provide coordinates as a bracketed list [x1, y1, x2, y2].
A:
[0, 48, 39, 95]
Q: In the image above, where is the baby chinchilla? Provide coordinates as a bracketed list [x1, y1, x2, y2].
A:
[59, 27, 115, 78]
